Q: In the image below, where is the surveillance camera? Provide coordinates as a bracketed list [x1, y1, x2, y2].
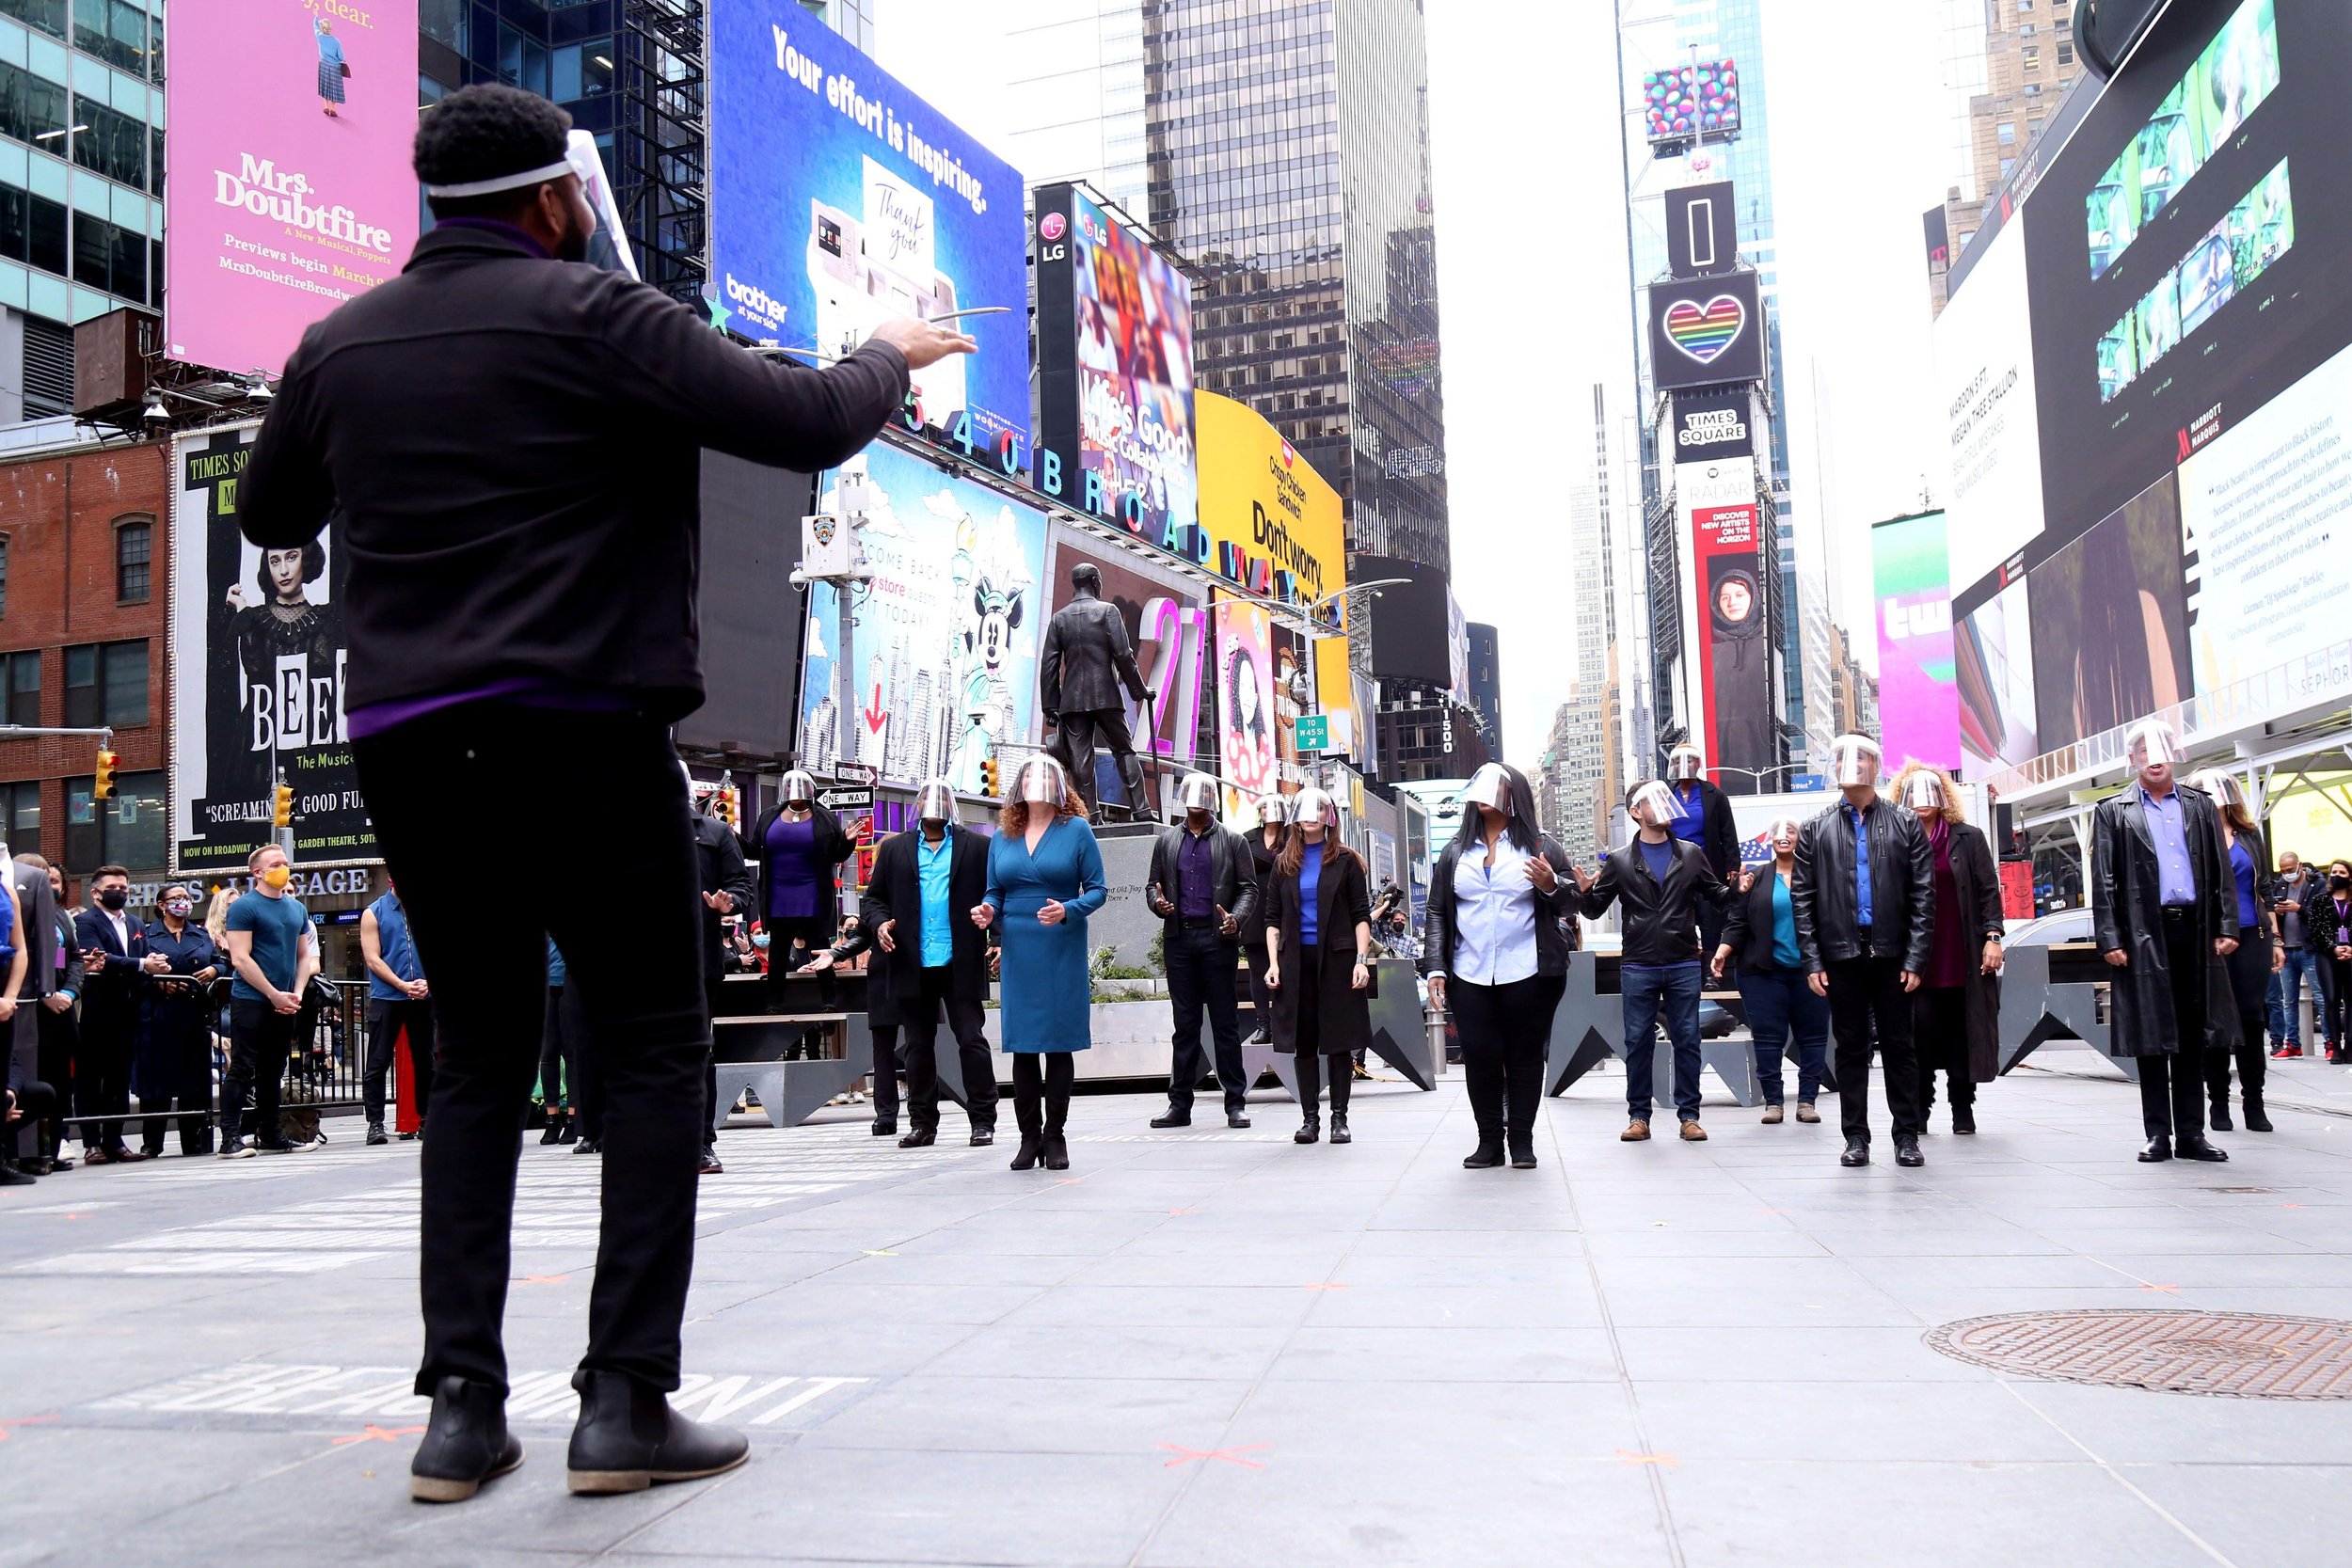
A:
[787, 566, 809, 593]
[140, 394, 169, 437]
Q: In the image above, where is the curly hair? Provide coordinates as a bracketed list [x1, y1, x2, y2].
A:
[995, 796, 1084, 836]
[1891, 761, 1966, 825]
[415, 84, 573, 219]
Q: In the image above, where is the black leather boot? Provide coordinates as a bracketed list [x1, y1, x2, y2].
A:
[409, 1375, 523, 1503]
[2174, 1134, 2230, 1162]
[2244, 1095, 2273, 1132]
[2209, 1096, 2233, 1132]
[2138, 1135, 2173, 1162]
[565, 1370, 749, 1495]
[1043, 1094, 1071, 1170]
[1951, 1102, 1977, 1134]
[1295, 1116, 1321, 1144]
[1462, 1136, 1504, 1169]
[1329, 1111, 1352, 1146]
[1507, 1133, 1536, 1169]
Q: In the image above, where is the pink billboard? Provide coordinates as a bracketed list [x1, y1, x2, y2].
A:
[165, 0, 419, 376]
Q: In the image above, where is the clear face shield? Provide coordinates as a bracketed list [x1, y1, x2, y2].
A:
[564, 130, 641, 279]
[1256, 793, 1291, 827]
[1177, 774, 1219, 815]
[1831, 736, 1883, 789]
[781, 770, 818, 809]
[2190, 769, 2245, 810]
[1462, 764, 1511, 812]
[1292, 788, 1334, 829]
[1019, 757, 1068, 807]
[1667, 747, 1705, 783]
[1629, 780, 1680, 829]
[1768, 816, 1802, 854]
[1902, 771, 1947, 811]
[2126, 721, 2185, 775]
[915, 779, 956, 824]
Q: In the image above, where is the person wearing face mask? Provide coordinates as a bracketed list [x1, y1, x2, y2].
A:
[2191, 769, 2280, 1131]
[7, 854, 76, 1175]
[1661, 745, 1740, 955]
[219, 847, 322, 1159]
[2304, 858, 2352, 1064]
[1263, 789, 1375, 1147]
[133, 884, 223, 1159]
[361, 879, 435, 1148]
[1889, 765, 2006, 1135]
[2092, 720, 2238, 1164]
[1146, 774, 1261, 1131]
[1712, 816, 1831, 1124]
[1422, 764, 1583, 1167]
[2270, 851, 2314, 1058]
[72, 864, 167, 1164]
[830, 780, 999, 1148]
[1583, 781, 1736, 1145]
[1791, 735, 1936, 1169]
[977, 757, 1106, 1172]
[238, 83, 976, 1504]
[1243, 793, 1291, 1045]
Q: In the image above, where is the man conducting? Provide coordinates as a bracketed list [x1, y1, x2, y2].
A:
[1041, 563, 1152, 820]
[241, 85, 972, 1504]
[1791, 734, 1935, 1169]
[2093, 719, 2236, 1164]
[839, 778, 998, 1148]
[1147, 773, 1260, 1130]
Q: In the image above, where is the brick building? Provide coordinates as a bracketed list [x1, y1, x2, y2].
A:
[0, 434, 169, 893]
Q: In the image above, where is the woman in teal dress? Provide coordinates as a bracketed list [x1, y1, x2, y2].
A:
[975, 755, 1105, 1172]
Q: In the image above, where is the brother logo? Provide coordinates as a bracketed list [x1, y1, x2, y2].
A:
[1677, 409, 1747, 447]
[724, 275, 789, 324]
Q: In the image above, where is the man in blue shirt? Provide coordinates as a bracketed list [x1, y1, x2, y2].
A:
[851, 780, 998, 1148]
[361, 881, 434, 1147]
[220, 845, 320, 1158]
[2093, 719, 2236, 1163]
[1146, 774, 1261, 1130]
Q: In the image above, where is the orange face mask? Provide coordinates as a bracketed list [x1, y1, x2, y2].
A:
[262, 864, 293, 891]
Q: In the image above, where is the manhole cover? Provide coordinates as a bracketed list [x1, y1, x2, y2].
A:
[1926, 1310, 2352, 1399]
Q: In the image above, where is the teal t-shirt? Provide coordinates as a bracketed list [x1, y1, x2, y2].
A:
[1770, 871, 1802, 969]
[228, 891, 310, 1000]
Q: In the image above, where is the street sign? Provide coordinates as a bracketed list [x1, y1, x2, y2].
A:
[817, 787, 873, 811]
[1790, 773, 1828, 792]
[831, 761, 876, 784]
[1295, 714, 1331, 752]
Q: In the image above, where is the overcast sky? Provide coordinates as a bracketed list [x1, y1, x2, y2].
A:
[877, 1, 1961, 762]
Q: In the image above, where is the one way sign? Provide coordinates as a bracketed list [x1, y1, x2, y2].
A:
[817, 787, 873, 811]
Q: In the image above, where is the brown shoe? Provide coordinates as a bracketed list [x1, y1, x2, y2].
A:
[1621, 1118, 1652, 1142]
[1795, 1102, 1821, 1123]
[1679, 1120, 1708, 1142]
[1761, 1103, 1784, 1124]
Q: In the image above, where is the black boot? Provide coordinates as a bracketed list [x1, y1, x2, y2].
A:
[1043, 1093, 1071, 1170]
[898, 1126, 937, 1148]
[2209, 1096, 2233, 1132]
[1009, 1134, 1042, 1171]
[1840, 1134, 1870, 1167]
[1463, 1136, 1504, 1169]
[565, 1370, 749, 1496]
[1150, 1104, 1192, 1129]
[0, 1156, 35, 1187]
[1329, 1111, 1351, 1146]
[2138, 1135, 2173, 1162]
[1295, 1116, 1321, 1145]
[409, 1375, 523, 1503]
[1507, 1132, 1536, 1169]
[2244, 1094, 2273, 1132]
[539, 1117, 564, 1146]
[1951, 1101, 1977, 1135]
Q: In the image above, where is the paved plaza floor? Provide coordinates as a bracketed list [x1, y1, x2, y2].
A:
[3, 1053, 2349, 1567]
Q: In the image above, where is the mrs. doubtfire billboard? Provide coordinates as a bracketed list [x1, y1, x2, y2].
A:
[709, 2, 1031, 459]
[164, 0, 420, 376]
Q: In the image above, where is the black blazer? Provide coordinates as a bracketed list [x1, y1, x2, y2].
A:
[1579, 837, 1737, 968]
[693, 811, 756, 980]
[1040, 594, 1147, 719]
[73, 906, 149, 1027]
[1263, 845, 1373, 1057]
[1720, 863, 1801, 974]
[1668, 778, 1740, 881]
[242, 224, 910, 721]
[1421, 832, 1582, 979]
[1792, 797, 1935, 974]
[859, 825, 994, 1002]
[1146, 823, 1260, 943]
[747, 803, 853, 935]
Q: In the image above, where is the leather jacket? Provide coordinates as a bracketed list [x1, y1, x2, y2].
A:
[1041, 594, 1148, 719]
[1423, 832, 1584, 978]
[1577, 836, 1734, 968]
[1146, 821, 1260, 942]
[1791, 795, 1934, 974]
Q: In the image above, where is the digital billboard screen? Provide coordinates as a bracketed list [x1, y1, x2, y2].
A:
[1035, 183, 1199, 546]
[1642, 61, 1741, 148]
[2025, 475, 2190, 756]
[1355, 555, 1453, 688]
[1871, 511, 1960, 774]
[164, 0, 420, 376]
[1646, 270, 1765, 392]
[1690, 501, 1774, 784]
[708, 2, 1030, 456]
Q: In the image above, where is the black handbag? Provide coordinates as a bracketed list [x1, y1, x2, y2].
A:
[339, 61, 351, 77]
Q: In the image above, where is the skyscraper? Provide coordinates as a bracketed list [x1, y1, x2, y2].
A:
[1001, 3, 1150, 218]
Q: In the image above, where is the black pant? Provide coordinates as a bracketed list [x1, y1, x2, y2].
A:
[224, 997, 295, 1146]
[74, 1004, 135, 1151]
[4, 1078, 55, 1164]
[364, 996, 438, 1126]
[1243, 937, 1274, 1037]
[2317, 953, 2352, 1053]
[1453, 973, 1565, 1143]
[1295, 1047, 1350, 1114]
[2206, 927, 2270, 1108]
[539, 982, 585, 1113]
[2138, 911, 2211, 1140]
[1057, 706, 1140, 815]
[1165, 924, 1245, 1114]
[356, 705, 708, 1398]
[1010, 1052, 1073, 1138]
[1823, 950, 1923, 1141]
[900, 967, 996, 1131]
[1914, 983, 1976, 1117]
[33, 1001, 76, 1162]
[868, 1023, 900, 1120]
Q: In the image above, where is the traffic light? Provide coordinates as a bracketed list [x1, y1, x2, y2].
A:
[272, 780, 294, 829]
[92, 749, 118, 801]
[980, 755, 1000, 799]
[714, 786, 739, 830]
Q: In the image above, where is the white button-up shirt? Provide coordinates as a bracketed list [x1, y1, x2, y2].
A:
[1452, 838, 1540, 987]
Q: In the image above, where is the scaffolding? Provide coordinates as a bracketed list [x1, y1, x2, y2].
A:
[617, 0, 708, 309]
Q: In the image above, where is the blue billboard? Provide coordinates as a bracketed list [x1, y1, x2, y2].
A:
[709, 4, 1030, 457]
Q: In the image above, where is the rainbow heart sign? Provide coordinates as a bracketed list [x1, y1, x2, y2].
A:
[1663, 294, 1747, 364]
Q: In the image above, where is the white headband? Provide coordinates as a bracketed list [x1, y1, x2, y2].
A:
[425, 159, 573, 198]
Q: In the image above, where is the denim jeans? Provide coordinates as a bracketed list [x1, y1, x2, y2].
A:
[1622, 962, 1704, 1121]
[2272, 948, 2313, 1045]
[1737, 964, 1828, 1104]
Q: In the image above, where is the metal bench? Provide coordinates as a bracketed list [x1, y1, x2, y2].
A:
[709, 1012, 870, 1130]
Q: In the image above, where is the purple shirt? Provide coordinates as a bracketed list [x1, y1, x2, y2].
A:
[1177, 829, 1215, 919]
[765, 816, 820, 920]
[2138, 785, 2196, 907]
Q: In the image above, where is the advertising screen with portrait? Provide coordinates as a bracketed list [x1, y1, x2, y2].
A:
[1691, 503, 1774, 783]
[1213, 598, 1279, 817]
[2026, 474, 2190, 755]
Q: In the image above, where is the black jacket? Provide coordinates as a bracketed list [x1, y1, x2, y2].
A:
[73, 906, 150, 1031]
[2301, 882, 2352, 958]
[746, 803, 853, 936]
[1719, 863, 1801, 974]
[1145, 822, 1260, 943]
[1263, 845, 1373, 1056]
[8, 861, 68, 1001]
[1421, 832, 1583, 979]
[1668, 778, 1740, 881]
[1040, 594, 1147, 719]
[1792, 796, 1935, 974]
[859, 825, 993, 1001]
[693, 811, 756, 982]
[1579, 836, 1736, 968]
[2092, 784, 2237, 1058]
[241, 225, 910, 720]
